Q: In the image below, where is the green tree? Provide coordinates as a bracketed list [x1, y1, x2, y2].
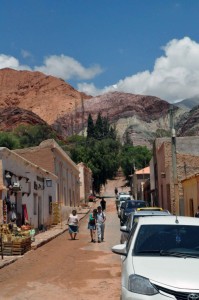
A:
[0, 132, 20, 149]
[94, 112, 103, 140]
[120, 144, 152, 181]
[70, 137, 120, 193]
[87, 114, 95, 139]
[14, 124, 57, 148]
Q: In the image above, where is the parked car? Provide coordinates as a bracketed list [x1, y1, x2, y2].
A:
[120, 210, 171, 244]
[115, 193, 131, 211]
[117, 200, 127, 218]
[112, 216, 199, 299]
[88, 194, 96, 202]
[120, 200, 146, 225]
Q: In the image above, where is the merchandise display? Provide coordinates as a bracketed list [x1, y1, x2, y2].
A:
[0, 223, 32, 256]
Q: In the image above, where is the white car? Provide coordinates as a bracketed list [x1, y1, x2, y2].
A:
[112, 216, 199, 299]
[116, 193, 131, 211]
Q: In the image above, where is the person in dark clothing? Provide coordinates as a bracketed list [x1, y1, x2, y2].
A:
[115, 187, 118, 196]
[100, 197, 106, 211]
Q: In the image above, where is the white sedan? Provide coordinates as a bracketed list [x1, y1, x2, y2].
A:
[112, 216, 199, 299]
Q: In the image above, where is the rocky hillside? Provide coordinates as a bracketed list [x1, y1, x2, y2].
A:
[0, 107, 47, 131]
[0, 68, 195, 148]
[54, 92, 185, 147]
[0, 68, 91, 125]
[176, 105, 199, 136]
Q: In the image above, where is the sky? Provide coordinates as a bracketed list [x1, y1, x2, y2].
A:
[1, 0, 199, 102]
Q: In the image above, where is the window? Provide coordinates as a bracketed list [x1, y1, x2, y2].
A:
[126, 222, 138, 253]
[49, 196, 52, 214]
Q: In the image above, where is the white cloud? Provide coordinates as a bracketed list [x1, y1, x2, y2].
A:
[78, 37, 199, 102]
[0, 53, 102, 81]
[2, 37, 199, 102]
[0, 54, 30, 70]
[34, 54, 103, 80]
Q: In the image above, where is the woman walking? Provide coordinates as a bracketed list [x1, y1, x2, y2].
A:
[68, 209, 79, 240]
[88, 209, 97, 243]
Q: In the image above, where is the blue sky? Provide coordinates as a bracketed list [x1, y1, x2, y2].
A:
[1, 0, 199, 102]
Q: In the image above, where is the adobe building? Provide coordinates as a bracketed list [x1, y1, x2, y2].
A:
[77, 162, 92, 203]
[152, 137, 199, 215]
[181, 174, 199, 217]
[0, 147, 57, 229]
[133, 166, 150, 200]
[14, 139, 80, 221]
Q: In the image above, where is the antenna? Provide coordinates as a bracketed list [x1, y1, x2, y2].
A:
[175, 215, 179, 224]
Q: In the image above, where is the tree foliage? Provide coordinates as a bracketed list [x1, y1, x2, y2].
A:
[0, 124, 59, 150]
[70, 114, 119, 193]
[0, 132, 20, 149]
[119, 144, 152, 181]
[87, 112, 117, 140]
[14, 124, 57, 148]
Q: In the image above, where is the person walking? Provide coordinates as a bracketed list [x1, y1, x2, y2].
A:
[114, 187, 118, 196]
[100, 197, 106, 211]
[88, 208, 97, 243]
[96, 206, 106, 243]
[68, 209, 79, 240]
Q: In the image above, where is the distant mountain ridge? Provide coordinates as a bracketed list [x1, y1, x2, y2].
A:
[54, 91, 185, 147]
[0, 68, 199, 148]
[175, 96, 199, 110]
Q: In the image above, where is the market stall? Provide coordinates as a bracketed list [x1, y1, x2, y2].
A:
[0, 224, 32, 256]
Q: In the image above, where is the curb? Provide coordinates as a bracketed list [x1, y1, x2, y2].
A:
[0, 257, 18, 269]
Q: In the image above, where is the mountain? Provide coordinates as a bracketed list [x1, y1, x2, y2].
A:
[175, 96, 199, 111]
[0, 107, 47, 131]
[54, 91, 185, 148]
[0, 68, 91, 125]
[176, 105, 199, 136]
[0, 68, 194, 148]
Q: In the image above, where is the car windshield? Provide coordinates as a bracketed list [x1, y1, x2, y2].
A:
[134, 224, 199, 257]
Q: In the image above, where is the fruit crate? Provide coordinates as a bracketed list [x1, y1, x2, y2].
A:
[0, 242, 13, 256]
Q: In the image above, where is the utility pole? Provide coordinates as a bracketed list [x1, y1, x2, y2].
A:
[169, 105, 179, 215]
[81, 95, 85, 136]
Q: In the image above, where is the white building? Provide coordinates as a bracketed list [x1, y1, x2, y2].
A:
[14, 139, 80, 221]
[0, 147, 57, 229]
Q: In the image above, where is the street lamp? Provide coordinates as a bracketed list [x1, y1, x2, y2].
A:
[46, 179, 52, 187]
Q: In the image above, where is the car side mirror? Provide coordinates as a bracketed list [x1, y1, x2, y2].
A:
[120, 225, 129, 233]
[112, 244, 127, 256]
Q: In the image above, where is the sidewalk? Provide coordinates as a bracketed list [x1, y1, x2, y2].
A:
[0, 206, 91, 270]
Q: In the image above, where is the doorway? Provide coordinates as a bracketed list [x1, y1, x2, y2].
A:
[189, 198, 194, 217]
[38, 196, 43, 229]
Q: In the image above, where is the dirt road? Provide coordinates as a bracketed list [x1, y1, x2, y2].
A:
[0, 177, 128, 300]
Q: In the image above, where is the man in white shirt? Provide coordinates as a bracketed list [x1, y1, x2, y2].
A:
[96, 206, 106, 243]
